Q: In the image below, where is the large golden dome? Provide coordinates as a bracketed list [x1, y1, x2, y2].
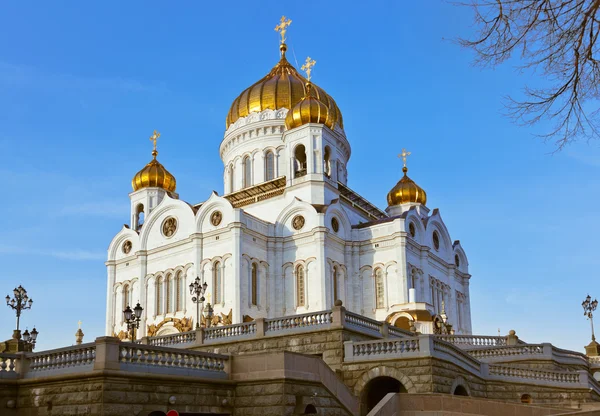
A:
[387, 167, 427, 206]
[285, 82, 334, 130]
[226, 45, 343, 130]
[132, 150, 177, 193]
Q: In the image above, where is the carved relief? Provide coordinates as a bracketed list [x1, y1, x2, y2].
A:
[221, 309, 233, 325]
[113, 330, 128, 341]
[122, 240, 132, 254]
[331, 217, 339, 233]
[211, 211, 223, 226]
[162, 217, 178, 238]
[292, 215, 305, 231]
[147, 316, 193, 337]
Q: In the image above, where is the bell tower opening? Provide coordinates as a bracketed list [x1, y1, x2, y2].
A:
[294, 144, 307, 178]
[134, 204, 145, 231]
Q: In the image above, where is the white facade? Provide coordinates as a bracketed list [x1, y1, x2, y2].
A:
[106, 99, 472, 340]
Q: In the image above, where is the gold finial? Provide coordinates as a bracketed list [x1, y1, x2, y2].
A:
[149, 130, 160, 158]
[274, 16, 292, 44]
[398, 148, 411, 173]
[206, 293, 211, 303]
[301, 56, 316, 82]
[78, 320, 82, 329]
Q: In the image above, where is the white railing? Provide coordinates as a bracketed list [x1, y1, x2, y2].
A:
[433, 339, 483, 374]
[468, 344, 544, 360]
[435, 335, 507, 348]
[0, 353, 20, 379]
[590, 356, 600, 365]
[344, 311, 383, 335]
[27, 343, 96, 377]
[148, 330, 196, 347]
[204, 321, 256, 341]
[388, 326, 413, 338]
[266, 311, 332, 332]
[119, 343, 228, 378]
[488, 364, 581, 384]
[346, 338, 420, 361]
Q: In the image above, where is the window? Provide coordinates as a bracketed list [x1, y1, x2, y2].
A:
[156, 276, 163, 315]
[265, 151, 275, 181]
[333, 267, 339, 302]
[175, 271, 183, 312]
[229, 164, 234, 192]
[213, 262, 222, 304]
[135, 204, 145, 230]
[122, 284, 129, 311]
[324, 146, 331, 177]
[455, 254, 460, 267]
[375, 268, 384, 308]
[243, 156, 251, 188]
[410, 269, 417, 290]
[296, 265, 305, 306]
[166, 274, 172, 313]
[432, 231, 440, 250]
[294, 145, 307, 178]
[409, 222, 416, 238]
[251, 263, 258, 306]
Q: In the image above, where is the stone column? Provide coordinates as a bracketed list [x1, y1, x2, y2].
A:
[105, 262, 116, 336]
[231, 212, 243, 323]
[138, 253, 148, 339]
[93, 337, 121, 371]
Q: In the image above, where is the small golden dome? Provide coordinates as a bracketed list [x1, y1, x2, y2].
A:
[226, 44, 343, 129]
[387, 167, 427, 206]
[132, 150, 177, 193]
[285, 83, 334, 130]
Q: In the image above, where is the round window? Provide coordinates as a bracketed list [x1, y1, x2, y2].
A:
[331, 217, 339, 233]
[432, 231, 440, 250]
[409, 222, 416, 238]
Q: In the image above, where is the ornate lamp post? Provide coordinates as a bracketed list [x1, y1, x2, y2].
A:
[189, 277, 208, 329]
[5, 285, 33, 339]
[123, 302, 143, 341]
[583, 295, 599, 357]
[22, 327, 39, 350]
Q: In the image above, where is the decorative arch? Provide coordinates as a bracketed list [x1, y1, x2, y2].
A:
[354, 366, 416, 396]
[107, 226, 140, 261]
[138, 194, 195, 250]
[450, 376, 471, 396]
[274, 197, 317, 236]
[194, 191, 234, 232]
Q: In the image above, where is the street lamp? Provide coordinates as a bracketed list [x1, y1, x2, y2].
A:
[123, 302, 143, 341]
[189, 277, 208, 329]
[5, 285, 33, 339]
[582, 295, 598, 341]
[22, 327, 39, 350]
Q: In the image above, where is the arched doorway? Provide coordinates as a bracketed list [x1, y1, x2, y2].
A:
[393, 316, 411, 331]
[453, 385, 469, 396]
[360, 376, 406, 415]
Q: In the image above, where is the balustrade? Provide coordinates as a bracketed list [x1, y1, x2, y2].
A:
[149, 330, 196, 347]
[28, 344, 96, 374]
[344, 311, 383, 335]
[488, 364, 581, 384]
[436, 335, 507, 348]
[204, 321, 256, 341]
[0, 353, 19, 378]
[266, 311, 332, 332]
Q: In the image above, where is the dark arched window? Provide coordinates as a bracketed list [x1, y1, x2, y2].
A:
[122, 284, 129, 311]
[155, 276, 163, 315]
[135, 204, 145, 230]
[375, 268, 384, 309]
[265, 151, 275, 181]
[214, 261, 222, 304]
[175, 271, 183, 312]
[229, 164, 234, 192]
[243, 156, 251, 188]
[324, 146, 331, 177]
[251, 263, 258, 306]
[294, 145, 307, 178]
[303, 404, 317, 414]
[333, 266, 339, 302]
[296, 265, 305, 306]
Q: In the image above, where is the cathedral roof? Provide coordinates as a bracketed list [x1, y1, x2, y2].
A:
[285, 82, 335, 130]
[387, 167, 427, 206]
[226, 44, 343, 130]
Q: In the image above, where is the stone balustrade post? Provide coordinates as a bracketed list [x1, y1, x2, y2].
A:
[343, 341, 354, 362]
[506, 329, 519, 346]
[418, 334, 433, 356]
[139, 337, 150, 345]
[480, 362, 490, 377]
[381, 322, 390, 338]
[255, 318, 266, 337]
[542, 343, 552, 357]
[332, 301, 345, 329]
[93, 336, 121, 371]
[192, 328, 205, 347]
[14, 352, 30, 378]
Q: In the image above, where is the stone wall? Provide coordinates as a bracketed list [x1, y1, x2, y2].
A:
[0, 381, 18, 416]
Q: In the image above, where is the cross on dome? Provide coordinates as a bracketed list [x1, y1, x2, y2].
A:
[398, 148, 411, 169]
[274, 16, 292, 44]
[149, 130, 160, 155]
[301, 57, 316, 81]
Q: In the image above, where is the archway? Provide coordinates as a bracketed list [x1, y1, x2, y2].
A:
[303, 404, 317, 414]
[453, 385, 469, 396]
[360, 376, 406, 415]
[393, 316, 411, 331]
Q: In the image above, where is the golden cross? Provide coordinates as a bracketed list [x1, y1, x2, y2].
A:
[398, 148, 411, 168]
[78, 320, 82, 329]
[274, 16, 292, 44]
[149, 130, 160, 151]
[301, 57, 316, 81]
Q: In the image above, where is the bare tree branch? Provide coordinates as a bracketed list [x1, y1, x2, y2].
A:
[457, 0, 600, 150]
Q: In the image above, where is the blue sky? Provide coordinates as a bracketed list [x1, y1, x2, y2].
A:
[1, 1, 598, 352]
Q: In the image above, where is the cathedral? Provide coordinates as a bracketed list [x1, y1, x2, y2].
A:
[105, 19, 472, 341]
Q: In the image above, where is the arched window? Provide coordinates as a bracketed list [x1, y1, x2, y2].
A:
[243, 156, 251, 188]
[333, 266, 339, 302]
[265, 151, 275, 181]
[296, 264, 305, 307]
[294, 145, 307, 178]
[213, 261, 222, 304]
[251, 263, 258, 306]
[175, 271, 183, 312]
[324, 146, 331, 177]
[156, 276, 163, 315]
[410, 269, 417, 290]
[165, 273, 172, 313]
[135, 204, 145, 230]
[375, 268, 385, 309]
[122, 284, 129, 311]
[229, 164, 234, 193]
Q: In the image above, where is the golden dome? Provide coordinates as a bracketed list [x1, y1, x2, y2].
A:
[132, 150, 177, 193]
[285, 83, 334, 129]
[226, 44, 343, 130]
[387, 167, 427, 206]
